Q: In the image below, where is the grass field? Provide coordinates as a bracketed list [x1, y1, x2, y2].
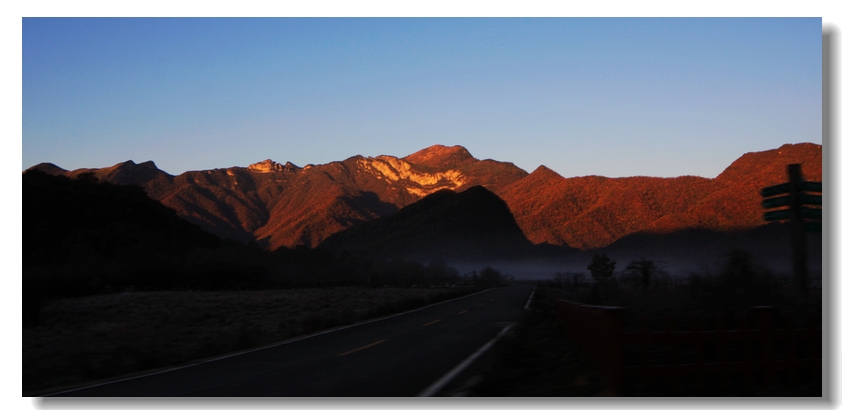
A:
[23, 286, 473, 395]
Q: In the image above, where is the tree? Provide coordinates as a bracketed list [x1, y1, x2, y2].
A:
[587, 253, 616, 283]
[625, 258, 655, 289]
[554, 271, 584, 289]
[478, 267, 503, 287]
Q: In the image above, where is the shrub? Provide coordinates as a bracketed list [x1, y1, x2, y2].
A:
[587, 253, 616, 283]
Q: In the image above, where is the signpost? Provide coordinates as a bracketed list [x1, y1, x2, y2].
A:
[762, 209, 791, 222]
[760, 164, 821, 299]
[760, 183, 789, 198]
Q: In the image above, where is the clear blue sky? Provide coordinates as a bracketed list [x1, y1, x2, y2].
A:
[22, 18, 821, 178]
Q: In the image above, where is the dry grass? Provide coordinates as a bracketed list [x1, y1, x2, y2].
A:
[23, 286, 472, 395]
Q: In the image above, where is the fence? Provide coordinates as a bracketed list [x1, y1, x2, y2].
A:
[557, 299, 821, 395]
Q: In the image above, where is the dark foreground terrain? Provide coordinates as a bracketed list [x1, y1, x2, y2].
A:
[463, 276, 822, 397]
[25, 286, 482, 395]
[38, 285, 533, 397]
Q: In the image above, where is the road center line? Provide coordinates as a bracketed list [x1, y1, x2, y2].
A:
[458, 310, 468, 315]
[477, 303, 484, 307]
[422, 319, 441, 327]
[337, 339, 386, 356]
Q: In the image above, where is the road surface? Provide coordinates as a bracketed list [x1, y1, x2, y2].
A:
[52, 284, 534, 397]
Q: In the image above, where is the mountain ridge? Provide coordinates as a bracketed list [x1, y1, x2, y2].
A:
[26, 142, 821, 251]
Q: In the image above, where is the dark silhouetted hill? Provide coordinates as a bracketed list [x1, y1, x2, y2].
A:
[22, 170, 268, 304]
[22, 170, 473, 307]
[318, 186, 534, 261]
[23, 170, 218, 267]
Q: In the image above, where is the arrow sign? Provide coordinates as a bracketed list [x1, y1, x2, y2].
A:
[761, 183, 790, 197]
[765, 208, 821, 221]
[801, 181, 822, 193]
[762, 196, 791, 209]
[764, 209, 791, 221]
[800, 193, 822, 206]
[763, 194, 821, 209]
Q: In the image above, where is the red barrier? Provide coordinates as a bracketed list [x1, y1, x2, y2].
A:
[557, 300, 821, 395]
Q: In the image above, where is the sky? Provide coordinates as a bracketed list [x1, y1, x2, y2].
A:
[23, 18, 821, 179]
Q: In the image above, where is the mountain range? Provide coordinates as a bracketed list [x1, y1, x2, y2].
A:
[27, 142, 822, 252]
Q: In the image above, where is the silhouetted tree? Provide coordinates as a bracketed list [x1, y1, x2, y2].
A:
[714, 248, 777, 301]
[478, 267, 503, 287]
[651, 269, 672, 289]
[624, 258, 655, 289]
[719, 249, 758, 289]
[552, 272, 566, 287]
[553, 271, 585, 290]
[587, 253, 616, 283]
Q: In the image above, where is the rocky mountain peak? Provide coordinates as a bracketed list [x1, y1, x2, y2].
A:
[248, 159, 300, 173]
[357, 155, 467, 198]
[403, 145, 475, 169]
[530, 165, 564, 180]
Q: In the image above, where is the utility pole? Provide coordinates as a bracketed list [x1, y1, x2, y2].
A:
[787, 164, 808, 299]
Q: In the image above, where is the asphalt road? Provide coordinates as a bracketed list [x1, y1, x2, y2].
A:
[53, 284, 535, 397]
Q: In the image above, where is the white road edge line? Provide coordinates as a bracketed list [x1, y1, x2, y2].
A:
[44, 287, 497, 397]
[417, 323, 515, 397]
[523, 286, 536, 310]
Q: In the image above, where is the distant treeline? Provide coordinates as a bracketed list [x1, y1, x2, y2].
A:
[545, 248, 818, 319]
[23, 171, 504, 326]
